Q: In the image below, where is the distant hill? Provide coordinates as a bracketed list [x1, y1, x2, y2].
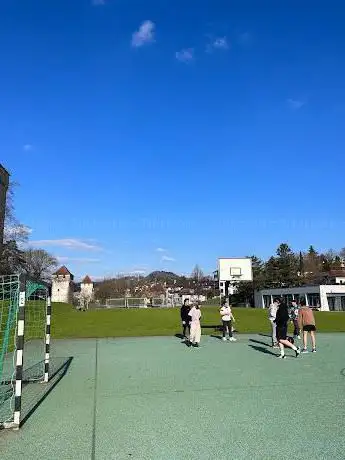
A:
[146, 271, 182, 282]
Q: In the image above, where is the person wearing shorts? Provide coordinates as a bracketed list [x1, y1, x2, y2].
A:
[298, 301, 316, 353]
[275, 301, 300, 359]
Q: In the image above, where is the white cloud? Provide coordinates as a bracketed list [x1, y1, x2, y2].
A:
[23, 144, 33, 151]
[175, 48, 194, 63]
[156, 247, 166, 252]
[131, 20, 155, 47]
[162, 255, 176, 262]
[30, 238, 102, 251]
[57, 257, 101, 264]
[287, 98, 306, 110]
[207, 37, 229, 52]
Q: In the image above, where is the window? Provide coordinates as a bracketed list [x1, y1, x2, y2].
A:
[263, 295, 271, 308]
[327, 296, 336, 311]
[307, 293, 320, 307]
[341, 296, 345, 312]
[282, 294, 293, 305]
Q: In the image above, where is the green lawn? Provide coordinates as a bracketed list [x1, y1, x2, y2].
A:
[51, 303, 345, 338]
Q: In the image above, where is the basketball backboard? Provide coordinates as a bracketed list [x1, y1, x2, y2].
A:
[218, 257, 253, 283]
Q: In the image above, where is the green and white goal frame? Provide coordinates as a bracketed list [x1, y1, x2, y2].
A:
[0, 274, 51, 430]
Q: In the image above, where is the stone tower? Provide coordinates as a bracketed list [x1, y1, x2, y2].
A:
[0, 164, 10, 258]
[80, 275, 94, 300]
[51, 266, 74, 303]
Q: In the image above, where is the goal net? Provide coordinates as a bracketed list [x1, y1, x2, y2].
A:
[0, 275, 51, 429]
[105, 298, 126, 308]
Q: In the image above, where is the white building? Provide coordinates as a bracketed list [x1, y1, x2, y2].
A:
[80, 275, 94, 300]
[51, 266, 74, 303]
[254, 285, 345, 312]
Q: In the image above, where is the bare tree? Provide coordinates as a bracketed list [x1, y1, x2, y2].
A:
[4, 182, 30, 244]
[191, 264, 204, 281]
[23, 248, 58, 281]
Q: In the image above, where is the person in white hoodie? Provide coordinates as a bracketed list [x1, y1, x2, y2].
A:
[220, 299, 236, 342]
[268, 298, 280, 348]
[188, 303, 202, 347]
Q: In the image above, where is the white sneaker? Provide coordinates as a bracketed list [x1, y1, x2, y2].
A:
[297, 335, 301, 340]
[229, 337, 237, 342]
[222, 337, 227, 342]
[301, 349, 308, 354]
[277, 355, 286, 359]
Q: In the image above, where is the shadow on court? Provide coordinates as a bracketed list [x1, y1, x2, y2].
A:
[20, 356, 73, 427]
[249, 338, 271, 347]
[249, 344, 277, 356]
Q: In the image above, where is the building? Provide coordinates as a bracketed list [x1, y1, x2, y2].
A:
[326, 270, 345, 285]
[51, 266, 74, 303]
[254, 285, 345, 312]
[80, 275, 94, 300]
[0, 164, 10, 257]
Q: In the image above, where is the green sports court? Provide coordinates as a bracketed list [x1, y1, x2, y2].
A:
[1, 333, 345, 460]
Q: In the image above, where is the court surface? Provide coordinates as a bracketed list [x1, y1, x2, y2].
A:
[1, 334, 345, 460]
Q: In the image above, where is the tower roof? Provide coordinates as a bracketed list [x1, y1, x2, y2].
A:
[54, 266, 73, 276]
[82, 275, 92, 284]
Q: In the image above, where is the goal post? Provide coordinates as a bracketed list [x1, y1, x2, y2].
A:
[0, 274, 51, 429]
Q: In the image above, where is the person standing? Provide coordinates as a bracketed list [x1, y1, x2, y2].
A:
[289, 300, 301, 339]
[180, 299, 191, 339]
[188, 303, 202, 347]
[220, 299, 236, 342]
[275, 301, 300, 359]
[298, 301, 317, 353]
[268, 298, 280, 348]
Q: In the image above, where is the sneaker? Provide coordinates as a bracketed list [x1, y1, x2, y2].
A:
[312, 348, 316, 353]
[222, 337, 227, 342]
[277, 355, 286, 359]
[297, 335, 301, 340]
[229, 337, 237, 342]
[295, 347, 301, 357]
[301, 349, 309, 354]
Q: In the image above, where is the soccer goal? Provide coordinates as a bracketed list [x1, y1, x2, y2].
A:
[0, 274, 51, 429]
[105, 298, 126, 308]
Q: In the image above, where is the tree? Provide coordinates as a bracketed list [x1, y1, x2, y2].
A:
[275, 243, 300, 287]
[23, 249, 58, 281]
[0, 240, 26, 275]
[191, 264, 204, 281]
[4, 182, 30, 245]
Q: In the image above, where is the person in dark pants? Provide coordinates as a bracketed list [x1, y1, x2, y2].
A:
[275, 301, 300, 359]
[180, 299, 191, 339]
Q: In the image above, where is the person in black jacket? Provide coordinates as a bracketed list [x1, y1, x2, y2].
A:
[275, 300, 300, 359]
[180, 299, 191, 339]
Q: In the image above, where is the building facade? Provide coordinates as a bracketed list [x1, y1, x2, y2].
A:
[80, 275, 94, 300]
[254, 285, 345, 312]
[51, 266, 74, 303]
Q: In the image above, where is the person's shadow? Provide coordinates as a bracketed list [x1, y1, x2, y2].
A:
[249, 338, 270, 347]
[249, 345, 277, 356]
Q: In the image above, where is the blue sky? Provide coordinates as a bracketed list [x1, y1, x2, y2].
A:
[1, 0, 345, 280]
